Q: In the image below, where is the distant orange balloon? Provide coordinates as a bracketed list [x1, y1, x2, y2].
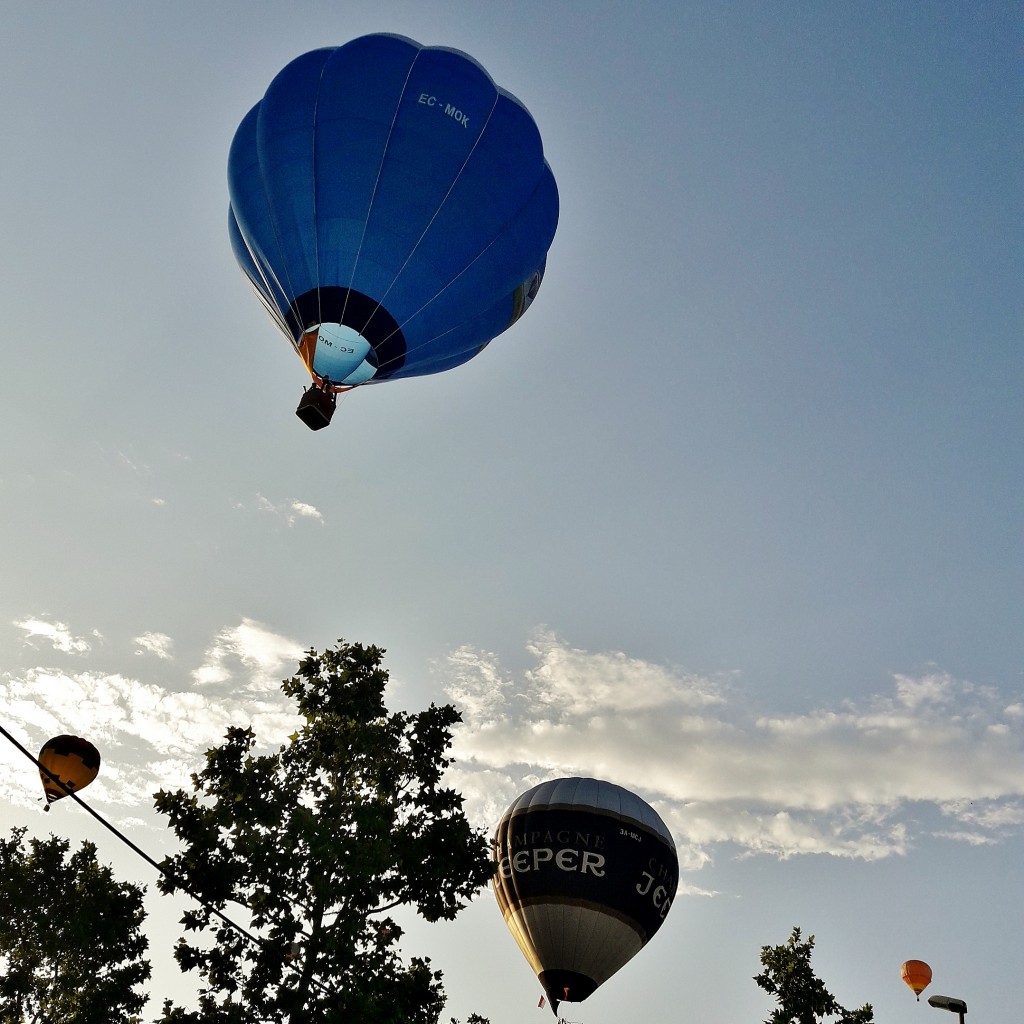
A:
[901, 960, 932, 1000]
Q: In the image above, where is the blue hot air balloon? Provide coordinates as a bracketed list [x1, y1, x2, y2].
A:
[228, 34, 559, 428]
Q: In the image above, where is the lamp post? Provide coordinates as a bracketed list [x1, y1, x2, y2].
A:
[928, 995, 967, 1024]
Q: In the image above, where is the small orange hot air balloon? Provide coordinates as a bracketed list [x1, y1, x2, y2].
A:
[38, 735, 101, 809]
[901, 959, 932, 1001]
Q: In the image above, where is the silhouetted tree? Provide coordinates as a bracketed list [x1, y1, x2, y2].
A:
[0, 827, 150, 1024]
[153, 640, 493, 1024]
[755, 927, 874, 1024]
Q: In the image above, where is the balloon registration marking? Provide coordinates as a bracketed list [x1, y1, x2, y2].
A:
[417, 92, 470, 126]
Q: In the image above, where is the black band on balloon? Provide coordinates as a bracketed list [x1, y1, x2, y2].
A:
[286, 287, 407, 379]
[493, 806, 677, 944]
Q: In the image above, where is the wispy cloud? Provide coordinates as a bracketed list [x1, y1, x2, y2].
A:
[116, 449, 149, 474]
[1, 618, 304, 811]
[10, 622, 1018, 870]
[134, 632, 174, 660]
[438, 631, 1024, 867]
[14, 617, 97, 654]
[192, 618, 305, 691]
[256, 494, 324, 526]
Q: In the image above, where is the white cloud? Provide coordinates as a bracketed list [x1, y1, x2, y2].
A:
[192, 618, 305, 692]
[1, 619, 305, 810]
[287, 501, 323, 525]
[524, 629, 724, 716]
[938, 797, 1024, 831]
[255, 493, 324, 527]
[892, 671, 955, 709]
[931, 829, 996, 846]
[14, 617, 95, 654]
[438, 632, 1024, 866]
[6, 669, 231, 754]
[443, 646, 510, 724]
[134, 632, 174, 660]
[8, 623, 1020, 872]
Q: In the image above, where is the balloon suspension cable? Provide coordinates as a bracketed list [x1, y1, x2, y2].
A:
[0, 720, 333, 999]
[315, 375, 355, 397]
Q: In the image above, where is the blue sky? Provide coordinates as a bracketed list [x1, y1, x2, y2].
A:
[1, 1, 1021, 1020]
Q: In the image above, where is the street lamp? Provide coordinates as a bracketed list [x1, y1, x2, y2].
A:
[928, 995, 967, 1024]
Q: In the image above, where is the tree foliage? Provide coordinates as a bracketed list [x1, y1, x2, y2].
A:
[153, 640, 494, 1024]
[755, 927, 873, 1024]
[0, 827, 151, 1024]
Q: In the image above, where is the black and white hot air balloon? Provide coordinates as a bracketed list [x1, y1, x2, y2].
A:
[492, 777, 678, 1014]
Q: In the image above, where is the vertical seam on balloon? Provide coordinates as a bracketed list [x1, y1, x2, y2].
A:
[249, 276, 294, 344]
[340, 46, 423, 330]
[247, 237, 299, 350]
[312, 59, 328, 333]
[574, 781, 624, 980]
[364, 87, 502, 344]
[232, 211, 297, 348]
[256, 131, 303, 341]
[372, 170, 551, 373]
[564, 779, 584, 981]
[230, 108, 302, 348]
[255, 60, 325, 341]
[518, 793, 557, 989]
[502, 807, 550, 992]
[235, 204, 294, 341]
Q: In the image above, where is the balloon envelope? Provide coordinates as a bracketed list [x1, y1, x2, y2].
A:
[38, 735, 100, 805]
[901, 960, 932, 999]
[493, 777, 678, 1013]
[228, 34, 558, 396]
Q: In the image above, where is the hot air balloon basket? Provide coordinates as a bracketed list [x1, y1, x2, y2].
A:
[296, 386, 337, 430]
